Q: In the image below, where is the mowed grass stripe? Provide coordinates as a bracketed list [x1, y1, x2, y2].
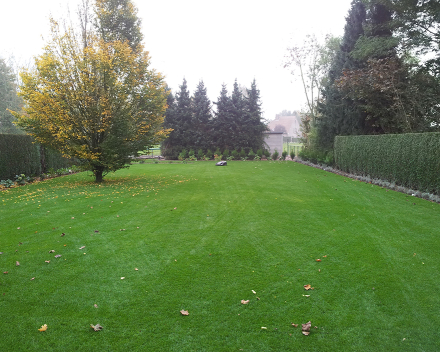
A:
[1, 160, 439, 351]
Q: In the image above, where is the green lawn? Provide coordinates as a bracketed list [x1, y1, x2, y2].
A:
[1, 161, 439, 351]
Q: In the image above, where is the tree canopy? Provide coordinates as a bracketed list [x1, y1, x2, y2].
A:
[0, 58, 23, 134]
[162, 78, 267, 159]
[11, 0, 169, 182]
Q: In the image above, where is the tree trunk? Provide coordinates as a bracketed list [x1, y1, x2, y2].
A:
[94, 167, 104, 183]
[39, 145, 47, 174]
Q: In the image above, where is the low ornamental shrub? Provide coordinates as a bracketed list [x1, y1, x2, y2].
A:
[281, 151, 288, 160]
[231, 150, 239, 160]
[290, 150, 295, 160]
[272, 150, 279, 161]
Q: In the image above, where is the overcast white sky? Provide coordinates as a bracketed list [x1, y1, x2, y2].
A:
[1, 0, 353, 121]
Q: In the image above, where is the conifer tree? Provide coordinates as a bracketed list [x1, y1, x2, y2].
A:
[191, 80, 212, 151]
[0, 58, 23, 134]
[175, 78, 193, 147]
[212, 84, 234, 151]
[316, 0, 367, 150]
[244, 79, 267, 151]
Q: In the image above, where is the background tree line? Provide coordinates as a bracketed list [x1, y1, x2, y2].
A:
[162, 78, 268, 159]
[286, 0, 440, 162]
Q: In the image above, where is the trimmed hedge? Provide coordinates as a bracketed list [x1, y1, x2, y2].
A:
[0, 134, 72, 180]
[334, 132, 440, 194]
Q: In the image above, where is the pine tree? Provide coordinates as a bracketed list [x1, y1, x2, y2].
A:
[244, 79, 267, 151]
[161, 88, 179, 158]
[175, 78, 193, 147]
[212, 84, 234, 151]
[191, 80, 212, 151]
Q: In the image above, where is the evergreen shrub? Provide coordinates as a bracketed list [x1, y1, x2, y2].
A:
[0, 134, 72, 180]
[231, 150, 239, 160]
[335, 132, 440, 194]
[206, 149, 213, 159]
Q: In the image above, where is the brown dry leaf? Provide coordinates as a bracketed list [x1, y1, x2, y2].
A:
[38, 324, 48, 332]
[134, 268, 139, 271]
[79, 246, 85, 249]
[45, 260, 50, 263]
[292, 323, 298, 327]
[315, 259, 321, 262]
[54, 254, 62, 258]
[302, 321, 311, 336]
[180, 309, 189, 316]
[16, 261, 20, 266]
[49, 250, 55, 253]
[304, 284, 314, 290]
[61, 233, 65, 237]
[323, 255, 327, 258]
[241, 300, 250, 304]
[90, 324, 103, 331]
[3, 271, 8, 274]
[94, 304, 98, 308]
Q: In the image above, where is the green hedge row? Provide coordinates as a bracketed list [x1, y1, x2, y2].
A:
[0, 134, 72, 180]
[334, 132, 440, 194]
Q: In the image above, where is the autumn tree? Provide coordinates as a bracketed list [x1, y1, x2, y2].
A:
[285, 34, 340, 146]
[11, 1, 169, 182]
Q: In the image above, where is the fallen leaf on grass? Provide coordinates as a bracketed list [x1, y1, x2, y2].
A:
[304, 284, 314, 290]
[61, 233, 65, 237]
[38, 324, 47, 332]
[94, 304, 98, 308]
[180, 310, 189, 316]
[90, 324, 103, 331]
[134, 268, 138, 271]
[30, 277, 35, 280]
[45, 260, 50, 263]
[241, 300, 250, 304]
[323, 255, 327, 258]
[252, 290, 256, 294]
[0, 252, 3, 255]
[292, 323, 298, 327]
[302, 321, 311, 335]
[54, 255, 62, 258]
[121, 277, 125, 280]
[315, 259, 321, 262]
[302, 295, 310, 297]
[261, 327, 267, 330]
[49, 250, 55, 253]
[3, 271, 8, 274]
[79, 246, 85, 249]
[16, 261, 20, 266]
